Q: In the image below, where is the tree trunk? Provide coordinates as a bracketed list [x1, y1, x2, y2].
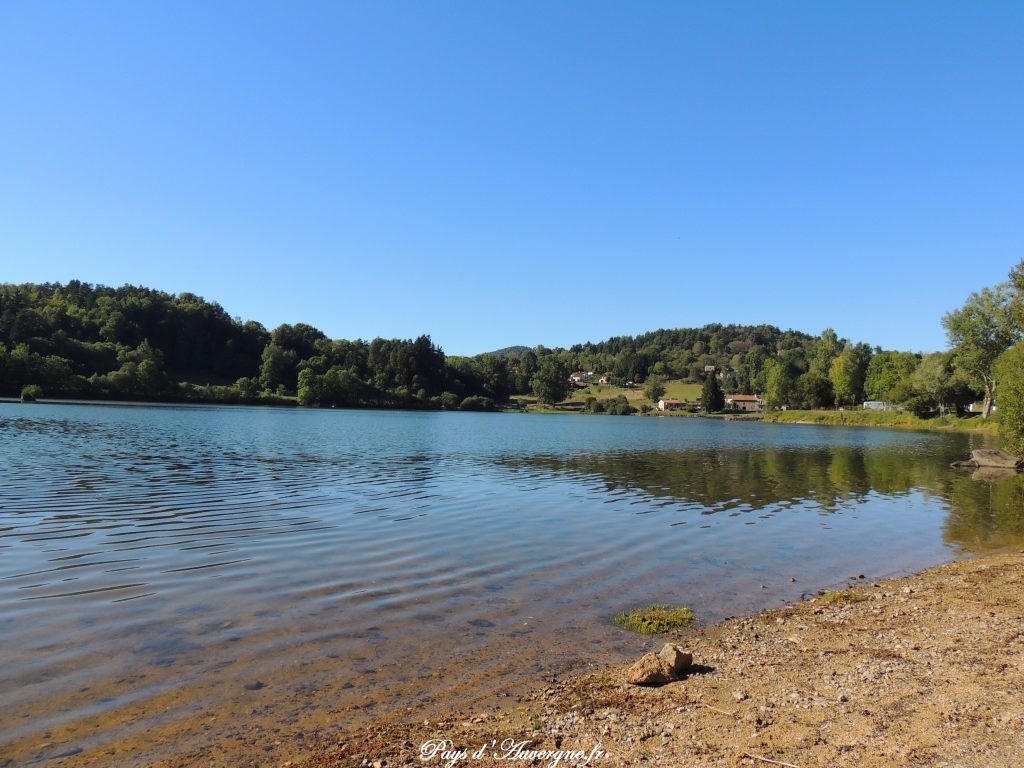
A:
[982, 378, 995, 418]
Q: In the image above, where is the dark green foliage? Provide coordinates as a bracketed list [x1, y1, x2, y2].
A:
[531, 357, 570, 404]
[700, 375, 725, 412]
[3, 276, 1014, 422]
[583, 395, 634, 415]
[994, 343, 1024, 455]
[458, 395, 494, 411]
[603, 395, 635, 415]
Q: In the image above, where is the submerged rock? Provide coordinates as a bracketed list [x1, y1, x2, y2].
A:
[951, 449, 1022, 471]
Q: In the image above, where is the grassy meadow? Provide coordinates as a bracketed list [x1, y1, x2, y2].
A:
[512, 380, 703, 414]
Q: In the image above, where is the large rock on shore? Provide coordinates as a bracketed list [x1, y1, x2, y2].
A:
[626, 644, 693, 685]
[625, 653, 675, 685]
[658, 643, 693, 675]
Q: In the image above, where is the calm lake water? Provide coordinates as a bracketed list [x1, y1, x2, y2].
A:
[2, 403, 1022, 765]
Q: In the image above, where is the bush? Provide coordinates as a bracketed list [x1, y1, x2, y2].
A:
[994, 343, 1024, 455]
[441, 391, 461, 410]
[21, 384, 43, 402]
[459, 395, 494, 411]
[605, 395, 636, 415]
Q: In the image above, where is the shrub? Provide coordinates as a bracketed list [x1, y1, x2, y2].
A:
[994, 343, 1024, 455]
[459, 395, 494, 411]
[605, 395, 636, 415]
[20, 384, 43, 402]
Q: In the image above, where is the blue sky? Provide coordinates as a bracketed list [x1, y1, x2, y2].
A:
[2, 2, 1021, 356]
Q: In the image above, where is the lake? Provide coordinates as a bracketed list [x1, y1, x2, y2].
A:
[2, 403, 1022, 766]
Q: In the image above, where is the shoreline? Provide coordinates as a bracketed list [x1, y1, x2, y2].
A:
[7, 397, 1000, 440]
[295, 550, 1024, 768]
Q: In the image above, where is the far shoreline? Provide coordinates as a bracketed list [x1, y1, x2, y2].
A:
[4, 396, 1003, 440]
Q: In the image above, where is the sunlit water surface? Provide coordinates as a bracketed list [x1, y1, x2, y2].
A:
[1, 403, 1022, 765]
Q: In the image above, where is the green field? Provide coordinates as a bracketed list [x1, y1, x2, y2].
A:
[512, 379, 703, 414]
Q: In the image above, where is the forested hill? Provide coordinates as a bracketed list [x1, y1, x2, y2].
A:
[0, 279, 994, 416]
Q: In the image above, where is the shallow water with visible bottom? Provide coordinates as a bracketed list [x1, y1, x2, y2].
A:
[1, 403, 1022, 766]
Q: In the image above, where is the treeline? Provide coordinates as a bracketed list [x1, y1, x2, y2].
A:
[2, 266, 1023, 454]
[0, 282, 510, 409]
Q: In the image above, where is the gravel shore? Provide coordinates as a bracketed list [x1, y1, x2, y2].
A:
[300, 552, 1024, 768]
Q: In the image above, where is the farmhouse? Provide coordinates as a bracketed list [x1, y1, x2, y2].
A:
[569, 371, 595, 384]
[657, 399, 686, 411]
[725, 394, 764, 412]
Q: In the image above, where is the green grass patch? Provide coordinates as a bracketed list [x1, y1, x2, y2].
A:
[564, 379, 703, 411]
[762, 409, 998, 433]
[818, 589, 869, 606]
[614, 604, 695, 634]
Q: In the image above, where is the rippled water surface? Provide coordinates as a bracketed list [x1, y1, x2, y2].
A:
[2, 403, 1022, 765]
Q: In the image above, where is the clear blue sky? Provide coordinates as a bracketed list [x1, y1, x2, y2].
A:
[2, 2, 1021, 356]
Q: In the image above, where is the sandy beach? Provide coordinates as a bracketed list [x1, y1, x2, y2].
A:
[293, 551, 1024, 768]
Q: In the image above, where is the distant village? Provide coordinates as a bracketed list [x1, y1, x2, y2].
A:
[565, 367, 935, 414]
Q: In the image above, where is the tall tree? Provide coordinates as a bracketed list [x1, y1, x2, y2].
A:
[700, 374, 725, 412]
[643, 374, 666, 403]
[762, 359, 794, 409]
[812, 328, 842, 374]
[942, 284, 1021, 417]
[531, 357, 570, 405]
[829, 343, 871, 407]
[910, 353, 958, 416]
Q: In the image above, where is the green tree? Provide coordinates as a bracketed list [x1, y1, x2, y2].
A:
[259, 342, 295, 392]
[700, 375, 725, 412]
[762, 359, 794, 409]
[795, 369, 833, 409]
[864, 351, 918, 402]
[829, 344, 870, 407]
[234, 376, 261, 400]
[1010, 260, 1024, 328]
[643, 374, 666, 403]
[812, 328, 842, 374]
[21, 383, 42, 402]
[910, 353, 957, 415]
[993, 343, 1024, 455]
[942, 283, 1021, 417]
[296, 368, 319, 406]
[531, 357, 570, 404]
